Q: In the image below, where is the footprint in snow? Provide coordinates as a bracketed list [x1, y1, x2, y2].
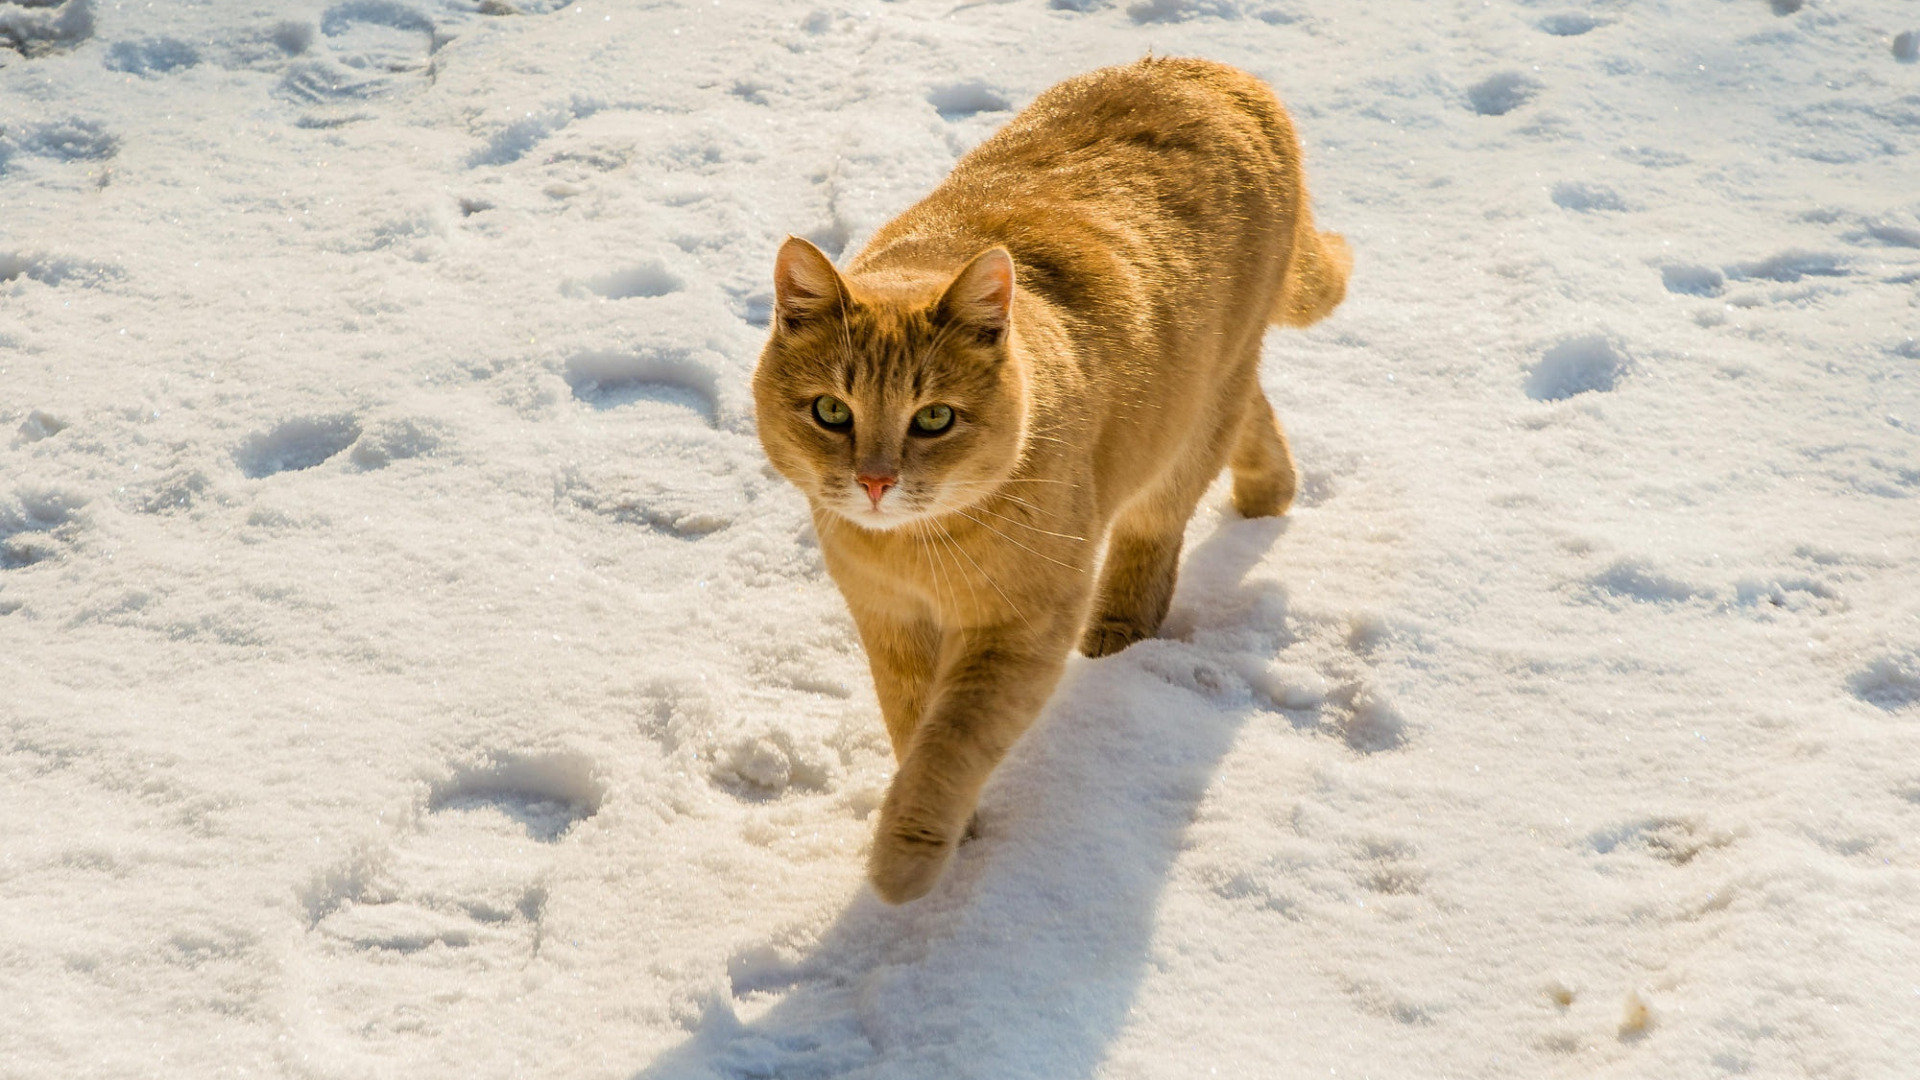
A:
[426, 752, 606, 843]
[729, 79, 777, 106]
[1587, 816, 1735, 867]
[1584, 558, 1702, 606]
[273, 1, 442, 121]
[1538, 12, 1607, 36]
[1352, 836, 1424, 896]
[927, 80, 1010, 121]
[234, 415, 362, 478]
[104, 36, 200, 76]
[1725, 250, 1848, 284]
[296, 752, 604, 1033]
[1467, 72, 1541, 116]
[563, 349, 719, 422]
[1849, 652, 1920, 712]
[474, 0, 577, 13]
[223, 20, 313, 69]
[8, 118, 120, 163]
[235, 414, 443, 478]
[562, 261, 686, 301]
[1551, 181, 1629, 213]
[1526, 334, 1629, 401]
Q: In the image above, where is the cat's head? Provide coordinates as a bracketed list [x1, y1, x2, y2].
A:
[752, 237, 1029, 532]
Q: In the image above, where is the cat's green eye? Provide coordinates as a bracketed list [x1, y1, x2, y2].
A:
[813, 395, 852, 429]
[911, 404, 954, 435]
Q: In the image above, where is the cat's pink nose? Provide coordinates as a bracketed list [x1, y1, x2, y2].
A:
[857, 474, 896, 509]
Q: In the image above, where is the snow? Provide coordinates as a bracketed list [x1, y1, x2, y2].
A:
[2, 0, 1917, 1076]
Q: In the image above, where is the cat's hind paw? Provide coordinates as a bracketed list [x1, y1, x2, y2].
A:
[1230, 471, 1293, 519]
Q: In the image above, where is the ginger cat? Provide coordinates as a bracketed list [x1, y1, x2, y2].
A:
[753, 58, 1349, 903]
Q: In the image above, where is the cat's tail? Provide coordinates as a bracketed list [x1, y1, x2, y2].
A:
[1272, 214, 1351, 328]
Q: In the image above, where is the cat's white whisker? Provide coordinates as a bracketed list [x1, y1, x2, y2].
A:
[944, 486, 1054, 518]
[950, 509, 1086, 573]
[932, 517, 1033, 633]
[957, 501, 1087, 542]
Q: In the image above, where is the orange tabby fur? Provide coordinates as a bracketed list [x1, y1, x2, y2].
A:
[752, 57, 1349, 903]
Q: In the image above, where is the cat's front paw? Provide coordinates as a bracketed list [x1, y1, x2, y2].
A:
[868, 816, 956, 904]
[1080, 617, 1151, 658]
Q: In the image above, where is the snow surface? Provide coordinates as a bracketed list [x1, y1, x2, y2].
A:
[3, 0, 1918, 1077]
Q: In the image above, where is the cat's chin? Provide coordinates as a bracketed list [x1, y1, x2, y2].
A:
[829, 505, 926, 533]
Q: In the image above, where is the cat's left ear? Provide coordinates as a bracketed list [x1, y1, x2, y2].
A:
[936, 247, 1015, 347]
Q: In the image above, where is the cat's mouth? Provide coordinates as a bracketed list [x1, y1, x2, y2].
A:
[832, 485, 934, 531]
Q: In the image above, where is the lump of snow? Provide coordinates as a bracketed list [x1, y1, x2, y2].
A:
[0, 251, 123, 288]
[714, 731, 835, 796]
[1551, 181, 1628, 212]
[1, 486, 87, 570]
[348, 418, 443, 470]
[1341, 690, 1406, 753]
[1662, 263, 1725, 296]
[1324, 682, 1406, 753]
[1526, 334, 1629, 401]
[0, 0, 95, 59]
[15, 409, 68, 443]
[1726, 250, 1847, 283]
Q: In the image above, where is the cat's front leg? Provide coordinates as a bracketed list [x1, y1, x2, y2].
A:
[848, 605, 937, 765]
[868, 625, 1071, 903]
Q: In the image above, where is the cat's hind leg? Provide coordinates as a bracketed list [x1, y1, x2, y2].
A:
[1080, 513, 1186, 658]
[1080, 399, 1243, 658]
[1229, 386, 1298, 519]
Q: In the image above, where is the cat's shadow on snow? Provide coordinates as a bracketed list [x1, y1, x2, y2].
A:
[632, 513, 1291, 1080]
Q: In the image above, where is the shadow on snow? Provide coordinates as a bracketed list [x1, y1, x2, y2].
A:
[630, 515, 1293, 1080]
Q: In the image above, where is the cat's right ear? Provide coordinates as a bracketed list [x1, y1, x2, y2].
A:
[772, 236, 847, 333]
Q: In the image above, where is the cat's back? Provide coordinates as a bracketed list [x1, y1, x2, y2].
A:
[939, 58, 1300, 238]
[857, 57, 1305, 327]
[983, 57, 1297, 180]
